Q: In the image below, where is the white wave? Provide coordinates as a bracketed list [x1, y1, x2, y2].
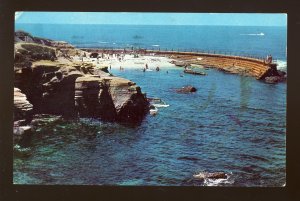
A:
[153, 104, 170, 108]
[152, 45, 160, 47]
[203, 173, 234, 186]
[275, 60, 287, 72]
[98, 41, 109, 44]
[240, 32, 265, 36]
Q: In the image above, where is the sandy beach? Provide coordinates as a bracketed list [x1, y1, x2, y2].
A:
[72, 53, 176, 70]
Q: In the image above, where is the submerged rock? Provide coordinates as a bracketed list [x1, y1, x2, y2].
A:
[176, 85, 197, 93]
[264, 75, 286, 84]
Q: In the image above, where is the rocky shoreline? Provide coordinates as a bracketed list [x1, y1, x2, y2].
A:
[14, 31, 149, 145]
[13, 30, 286, 146]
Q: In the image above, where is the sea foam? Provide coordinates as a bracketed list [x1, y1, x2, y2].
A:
[240, 33, 265, 36]
[275, 60, 287, 72]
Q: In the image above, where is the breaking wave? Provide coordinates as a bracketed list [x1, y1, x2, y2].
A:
[153, 104, 169, 108]
[203, 172, 234, 186]
[240, 32, 265, 36]
[275, 60, 287, 72]
[152, 45, 160, 47]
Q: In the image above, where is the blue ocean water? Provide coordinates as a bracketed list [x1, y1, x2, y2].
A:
[15, 24, 287, 60]
[13, 24, 286, 186]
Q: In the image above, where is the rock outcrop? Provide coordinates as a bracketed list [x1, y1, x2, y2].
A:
[14, 31, 149, 127]
[176, 85, 197, 93]
[15, 30, 81, 58]
[14, 88, 33, 122]
[13, 88, 33, 144]
[75, 76, 148, 122]
[193, 172, 227, 180]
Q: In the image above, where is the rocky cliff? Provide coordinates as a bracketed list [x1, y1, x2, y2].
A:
[14, 31, 149, 126]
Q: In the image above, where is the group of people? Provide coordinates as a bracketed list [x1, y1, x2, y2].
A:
[142, 63, 160, 72]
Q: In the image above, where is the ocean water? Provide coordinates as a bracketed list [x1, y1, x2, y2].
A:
[15, 24, 287, 61]
[13, 24, 286, 186]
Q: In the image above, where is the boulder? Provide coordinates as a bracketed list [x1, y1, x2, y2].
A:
[176, 85, 197, 93]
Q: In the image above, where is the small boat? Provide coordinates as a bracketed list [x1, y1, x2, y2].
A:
[184, 69, 207, 75]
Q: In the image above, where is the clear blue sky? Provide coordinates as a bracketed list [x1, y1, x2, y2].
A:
[15, 12, 287, 26]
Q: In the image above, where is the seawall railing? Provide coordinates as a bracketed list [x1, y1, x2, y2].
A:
[79, 46, 277, 63]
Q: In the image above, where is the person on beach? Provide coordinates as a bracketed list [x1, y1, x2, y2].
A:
[145, 63, 148, 69]
[143, 68, 146, 72]
[156, 66, 160, 71]
[110, 65, 111, 70]
[269, 55, 272, 63]
[265, 55, 273, 64]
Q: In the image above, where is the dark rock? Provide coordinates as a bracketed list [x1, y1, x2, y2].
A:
[90, 52, 99, 58]
[75, 76, 149, 122]
[277, 70, 286, 77]
[193, 172, 227, 180]
[13, 125, 32, 144]
[264, 76, 284, 84]
[176, 85, 197, 93]
[55, 70, 63, 80]
[178, 156, 199, 161]
[30, 114, 62, 128]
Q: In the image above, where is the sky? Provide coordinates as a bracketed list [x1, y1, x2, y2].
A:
[15, 12, 287, 26]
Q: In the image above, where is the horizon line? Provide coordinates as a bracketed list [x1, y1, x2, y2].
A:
[14, 23, 287, 27]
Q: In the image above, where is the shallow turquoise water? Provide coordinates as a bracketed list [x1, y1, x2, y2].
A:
[13, 67, 286, 186]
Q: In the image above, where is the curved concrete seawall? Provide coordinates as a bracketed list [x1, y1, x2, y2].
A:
[147, 50, 278, 80]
